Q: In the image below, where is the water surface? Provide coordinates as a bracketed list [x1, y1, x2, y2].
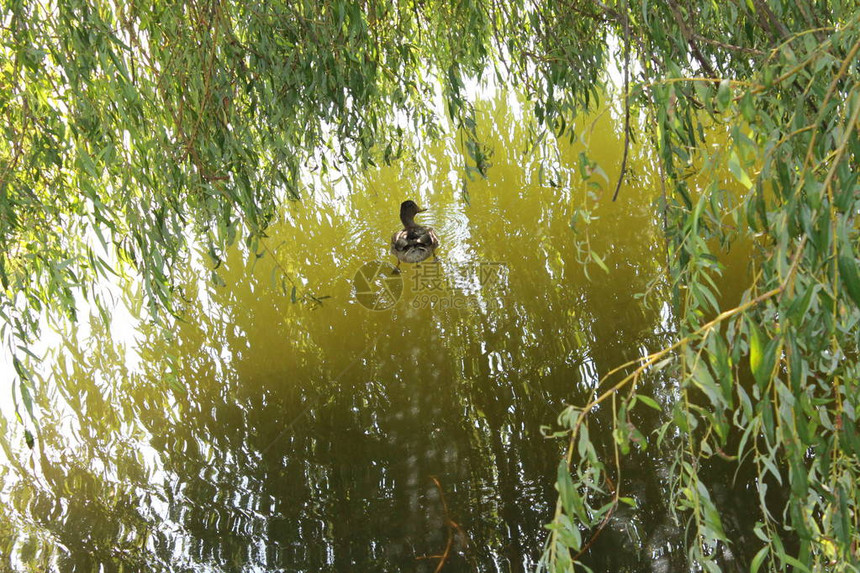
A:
[0, 89, 753, 571]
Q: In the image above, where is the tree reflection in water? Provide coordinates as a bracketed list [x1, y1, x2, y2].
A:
[0, 92, 748, 572]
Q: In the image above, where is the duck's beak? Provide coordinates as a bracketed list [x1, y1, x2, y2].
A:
[417, 207, 428, 213]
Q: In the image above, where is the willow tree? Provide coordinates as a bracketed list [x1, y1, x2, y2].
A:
[1, 0, 491, 427]
[2, 1, 859, 571]
[529, 4, 860, 572]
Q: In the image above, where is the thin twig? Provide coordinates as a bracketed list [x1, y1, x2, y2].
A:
[421, 476, 471, 572]
[612, 1, 631, 202]
[665, 0, 717, 78]
[690, 33, 765, 56]
[570, 452, 619, 560]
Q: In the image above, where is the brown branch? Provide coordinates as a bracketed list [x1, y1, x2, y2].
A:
[665, 0, 717, 78]
[423, 476, 471, 572]
[571, 474, 618, 561]
[752, 0, 791, 40]
[571, 283, 785, 446]
[690, 33, 765, 56]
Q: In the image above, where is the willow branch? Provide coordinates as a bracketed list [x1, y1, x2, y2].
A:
[612, 1, 631, 202]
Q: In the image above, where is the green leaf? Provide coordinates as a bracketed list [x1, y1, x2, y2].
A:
[690, 359, 724, 407]
[737, 422, 755, 461]
[834, 483, 851, 547]
[211, 271, 226, 288]
[590, 251, 609, 273]
[577, 424, 591, 459]
[750, 546, 769, 573]
[748, 319, 776, 387]
[753, 523, 769, 543]
[556, 460, 582, 520]
[618, 496, 637, 507]
[15, 366, 36, 421]
[728, 150, 753, 189]
[24, 429, 35, 449]
[700, 488, 727, 539]
[837, 242, 860, 308]
[786, 284, 817, 325]
[716, 79, 732, 111]
[780, 554, 810, 572]
[636, 394, 661, 411]
[556, 514, 582, 551]
[740, 91, 756, 122]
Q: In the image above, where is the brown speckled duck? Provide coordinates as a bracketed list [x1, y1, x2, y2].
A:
[391, 200, 439, 271]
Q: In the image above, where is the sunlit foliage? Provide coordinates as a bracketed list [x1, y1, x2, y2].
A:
[1, 0, 492, 422]
[540, 4, 860, 573]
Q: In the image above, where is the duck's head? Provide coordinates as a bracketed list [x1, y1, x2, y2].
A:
[400, 200, 427, 225]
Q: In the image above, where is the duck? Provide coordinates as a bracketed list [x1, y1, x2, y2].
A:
[391, 200, 439, 271]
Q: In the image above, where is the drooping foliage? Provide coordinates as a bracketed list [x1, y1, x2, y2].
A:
[1, 0, 484, 343]
[2, 0, 859, 571]
[539, 3, 860, 572]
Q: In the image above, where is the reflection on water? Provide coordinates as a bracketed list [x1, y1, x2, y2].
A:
[0, 90, 749, 571]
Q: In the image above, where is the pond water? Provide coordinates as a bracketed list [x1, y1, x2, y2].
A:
[0, 88, 757, 571]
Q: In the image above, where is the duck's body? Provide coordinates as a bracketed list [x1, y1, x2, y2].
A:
[391, 200, 439, 268]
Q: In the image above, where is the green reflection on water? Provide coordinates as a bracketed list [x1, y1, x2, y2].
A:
[0, 89, 751, 572]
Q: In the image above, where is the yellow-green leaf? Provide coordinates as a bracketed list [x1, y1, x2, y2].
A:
[728, 150, 753, 189]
